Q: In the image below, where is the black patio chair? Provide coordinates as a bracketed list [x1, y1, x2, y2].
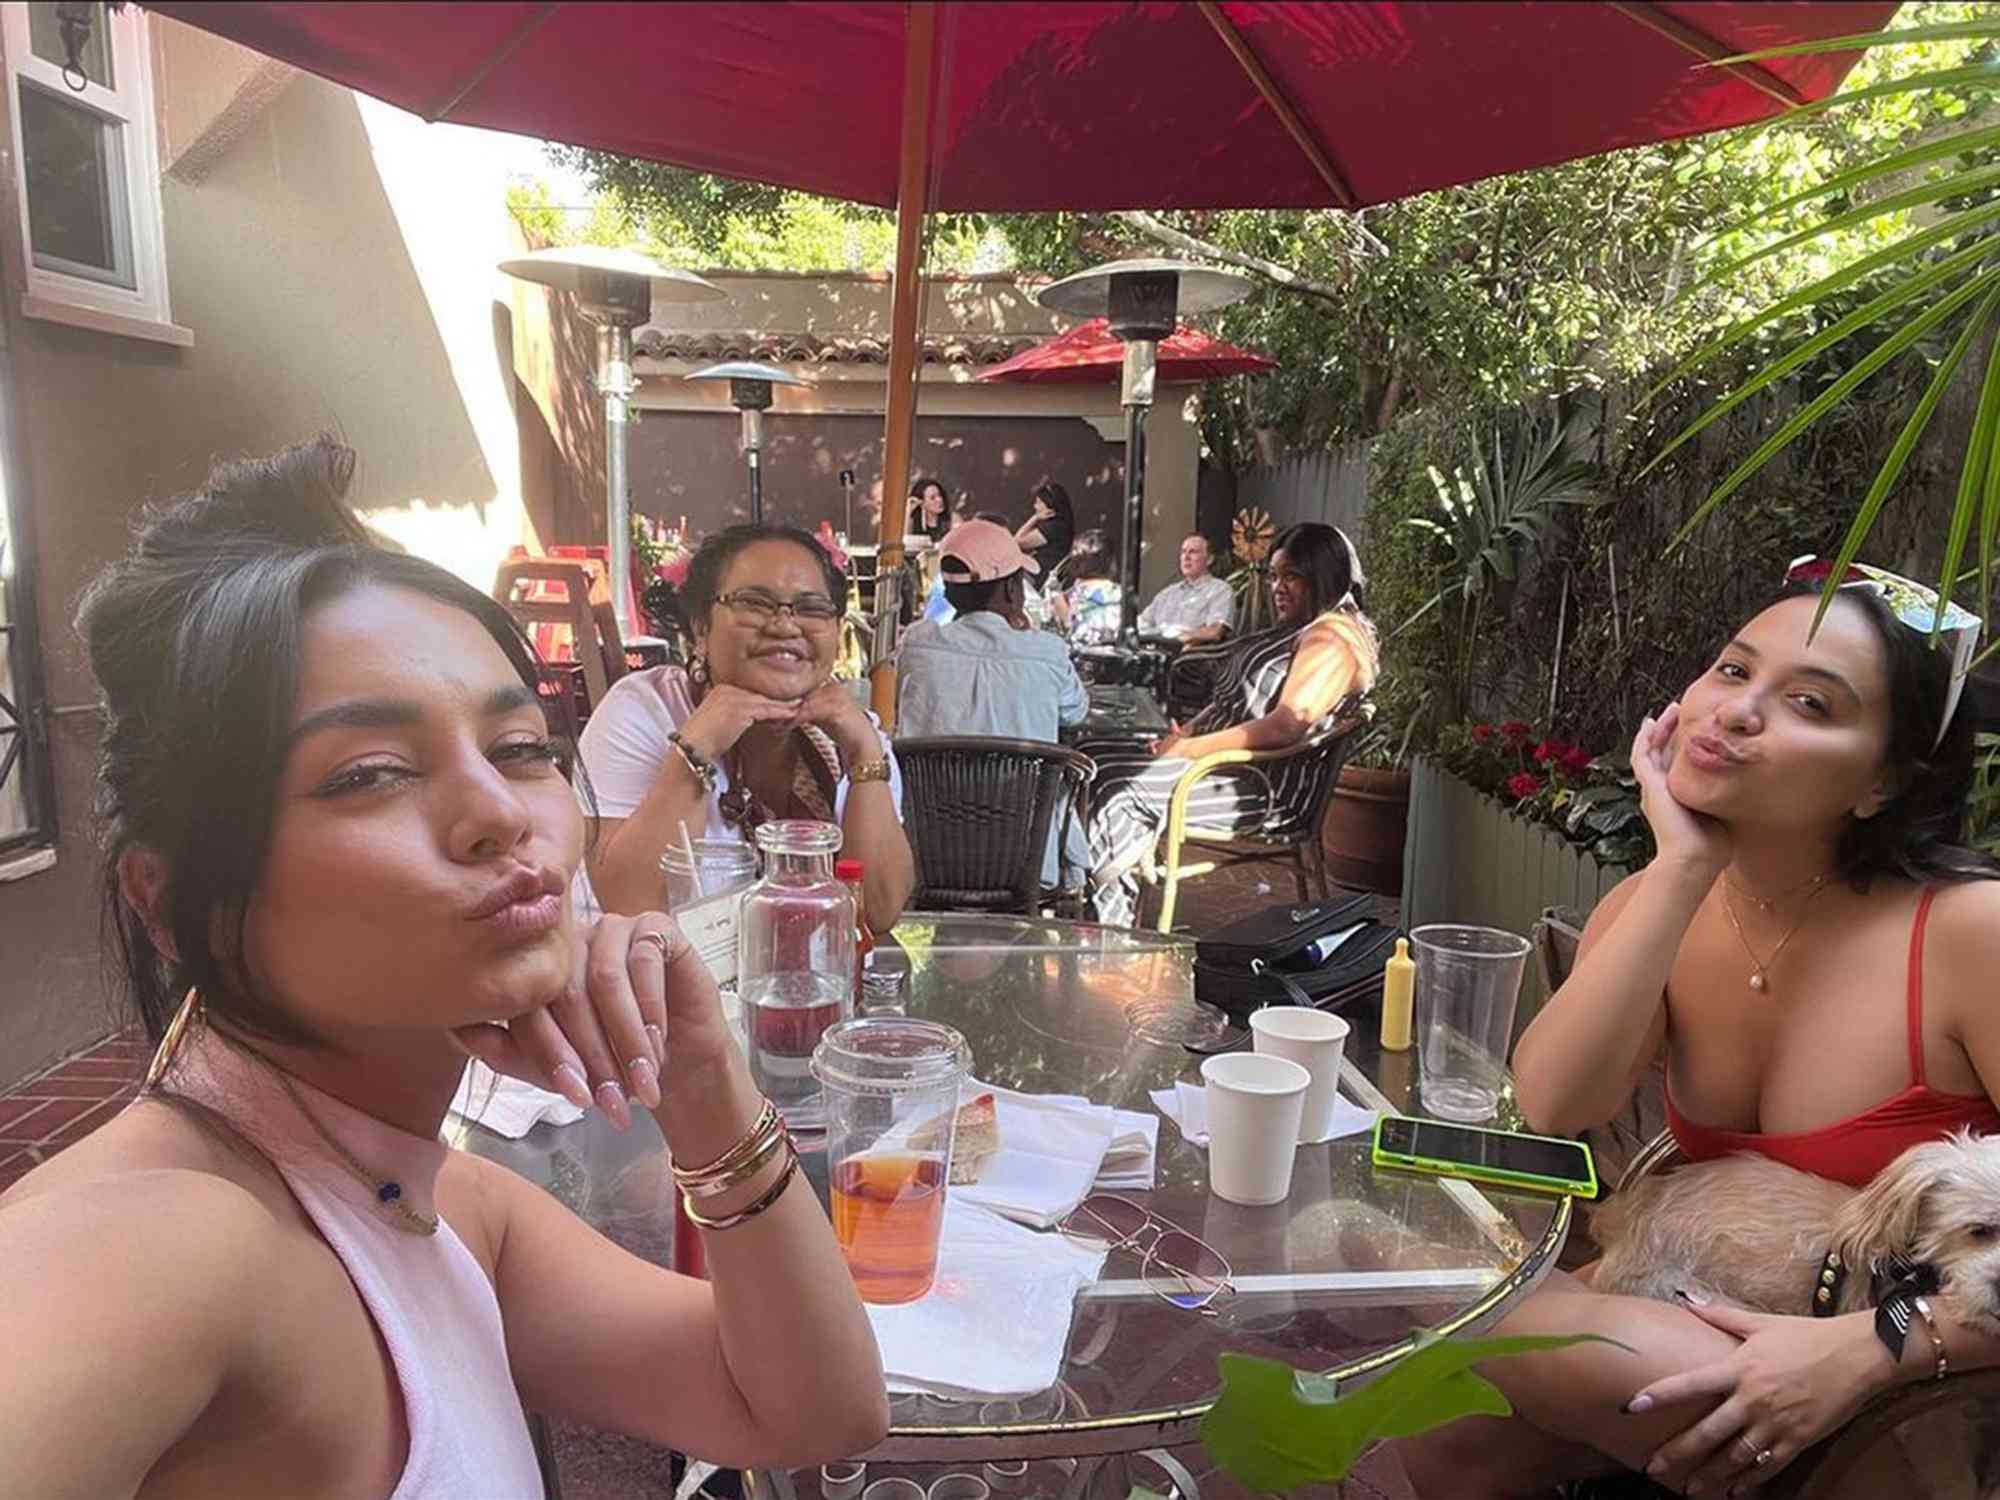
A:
[892, 737, 1095, 916]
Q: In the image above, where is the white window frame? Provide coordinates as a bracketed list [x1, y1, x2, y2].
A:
[0, 2, 185, 344]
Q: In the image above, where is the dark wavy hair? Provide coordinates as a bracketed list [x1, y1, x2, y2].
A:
[1775, 581, 1999, 887]
[1031, 480, 1075, 531]
[1271, 522, 1365, 617]
[76, 437, 571, 1046]
[681, 522, 849, 630]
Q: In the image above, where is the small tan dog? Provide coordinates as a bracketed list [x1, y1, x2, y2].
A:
[1591, 1128, 2000, 1335]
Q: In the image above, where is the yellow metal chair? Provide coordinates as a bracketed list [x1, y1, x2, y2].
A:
[1141, 707, 1369, 933]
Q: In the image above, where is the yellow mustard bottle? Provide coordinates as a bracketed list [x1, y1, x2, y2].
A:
[1381, 937, 1415, 1052]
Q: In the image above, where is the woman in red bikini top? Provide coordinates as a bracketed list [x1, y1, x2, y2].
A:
[1398, 560, 2000, 1500]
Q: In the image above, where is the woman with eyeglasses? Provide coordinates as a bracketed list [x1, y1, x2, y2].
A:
[581, 524, 914, 926]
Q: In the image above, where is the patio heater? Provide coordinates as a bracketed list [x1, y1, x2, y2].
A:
[1038, 259, 1252, 641]
[498, 247, 723, 639]
[684, 361, 809, 524]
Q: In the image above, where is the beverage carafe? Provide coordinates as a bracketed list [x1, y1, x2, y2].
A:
[738, 820, 854, 1127]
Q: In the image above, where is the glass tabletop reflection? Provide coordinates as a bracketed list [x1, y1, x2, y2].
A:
[456, 913, 1569, 1463]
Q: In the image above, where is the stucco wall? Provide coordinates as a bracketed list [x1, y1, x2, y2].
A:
[0, 34, 531, 1087]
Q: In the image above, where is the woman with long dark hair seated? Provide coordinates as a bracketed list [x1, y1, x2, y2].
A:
[579, 522, 914, 926]
[0, 441, 887, 1496]
[1397, 560, 2000, 1496]
[1078, 521, 1376, 927]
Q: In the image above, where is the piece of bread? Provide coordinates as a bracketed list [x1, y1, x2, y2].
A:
[949, 1093, 999, 1185]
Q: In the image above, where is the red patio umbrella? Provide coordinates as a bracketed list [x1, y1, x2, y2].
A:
[145, 1, 1895, 718]
[976, 318, 1277, 386]
[148, 3, 1894, 213]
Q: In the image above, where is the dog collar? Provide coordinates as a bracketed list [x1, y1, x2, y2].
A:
[1812, 1248, 1938, 1319]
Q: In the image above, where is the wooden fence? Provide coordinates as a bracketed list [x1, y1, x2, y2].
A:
[1399, 756, 1630, 1030]
[1235, 441, 1372, 536]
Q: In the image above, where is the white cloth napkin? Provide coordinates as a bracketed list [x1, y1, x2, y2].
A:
[951, 1083, 1117, 1229]
[1151, 1079, 1377, 1148]
[449, 1060, 585, 1139]
[869, 1198, 1107, 1397]
[1096, 1108, 1161, 1191]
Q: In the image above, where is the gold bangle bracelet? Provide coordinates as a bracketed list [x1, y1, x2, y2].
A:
[848, 756, 892, 785]
[683, 1143, 800, 1231]
[679, 1116, 790, 1199]
[671, 1099, 781, 1189]
[1910, 1295, 1950, 1382]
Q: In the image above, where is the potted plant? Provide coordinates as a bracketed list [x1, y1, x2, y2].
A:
[1321, 682, 1423, 896]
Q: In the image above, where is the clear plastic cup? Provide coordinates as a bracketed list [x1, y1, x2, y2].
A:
[811, 1017, 970, 1304]
[1412, 924, 1532, 1122]
[659, 837, 758, 911]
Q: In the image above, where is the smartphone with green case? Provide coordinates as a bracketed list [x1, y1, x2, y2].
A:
[1371, 1112, 1598, 1199]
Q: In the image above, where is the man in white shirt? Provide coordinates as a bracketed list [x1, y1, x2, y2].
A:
[897, 520, 1089, 887]
[1137, 533, 1234, 643]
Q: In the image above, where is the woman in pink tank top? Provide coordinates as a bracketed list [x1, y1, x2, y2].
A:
[1397, 562, 2000, 1498]
[0, 441, 887, 1498]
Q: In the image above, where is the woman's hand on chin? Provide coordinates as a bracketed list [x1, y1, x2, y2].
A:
[794, 678, 879, 764]
[679, 683, 800, 763]
[451, 913, 734, 1133]
[1633, 703, 1730, 878]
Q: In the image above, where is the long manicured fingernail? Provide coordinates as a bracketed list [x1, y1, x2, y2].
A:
[1622, 1394, 1653, 1415]
[1646, 1458, 1666, 1477]
[627, 1054, 661, 1110]
[596, 1080, 633, 1131]
[551, 1062, 592, 1111]
[646, 1023, 666, 1069]
[1674, 1287, 1710, 1307]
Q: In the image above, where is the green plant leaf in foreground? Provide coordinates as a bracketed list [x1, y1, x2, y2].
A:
[1201, 1332, 1622, 1491]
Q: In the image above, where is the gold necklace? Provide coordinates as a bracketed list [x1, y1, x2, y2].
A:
[272, 1068, 440, 1237]
[1720, 881, 1827, 993]
[1724, 869, 1830, 914]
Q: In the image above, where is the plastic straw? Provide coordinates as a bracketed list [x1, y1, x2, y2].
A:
[678, 820, 706, 900]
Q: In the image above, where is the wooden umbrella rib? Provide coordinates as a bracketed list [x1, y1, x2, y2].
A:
[1196, 0, 1357, 210]
[1606, 2, 1806, 109]
[425, 3, 562, 122]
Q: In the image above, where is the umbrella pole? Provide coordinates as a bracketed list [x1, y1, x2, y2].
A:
[871, 1, 938, 728]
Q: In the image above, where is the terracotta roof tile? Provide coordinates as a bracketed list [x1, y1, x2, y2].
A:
[632, 328, 1039, 366]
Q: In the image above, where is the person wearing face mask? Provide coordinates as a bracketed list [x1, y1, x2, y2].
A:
[1077, 522, 1376, 927]
[1137, 533, 1234, 644]
[579, 523, 914, 928]
[1393, 559, 2000, 1499]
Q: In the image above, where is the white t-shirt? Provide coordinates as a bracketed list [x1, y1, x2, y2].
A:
[573, 665, 903, 917]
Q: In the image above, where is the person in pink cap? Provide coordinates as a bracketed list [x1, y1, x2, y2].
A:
[897, 519, 1090, 888]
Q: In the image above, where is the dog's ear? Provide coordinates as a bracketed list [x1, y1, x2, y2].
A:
[1830, 1136, 1964, 1268]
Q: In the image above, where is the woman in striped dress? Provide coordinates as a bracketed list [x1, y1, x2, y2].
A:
[1079, 523, 1377, 926]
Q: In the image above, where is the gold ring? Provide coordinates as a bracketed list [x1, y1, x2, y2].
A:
[632, 930, 671, 959]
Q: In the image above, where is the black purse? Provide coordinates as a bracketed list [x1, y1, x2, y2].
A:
[1193, 894, 1400, 1022]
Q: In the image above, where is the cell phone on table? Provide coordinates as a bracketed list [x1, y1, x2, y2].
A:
[1371, 1113, 1598, 1199]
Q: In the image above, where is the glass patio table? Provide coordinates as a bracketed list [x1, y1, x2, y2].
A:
[456, 913, 1570, 1470]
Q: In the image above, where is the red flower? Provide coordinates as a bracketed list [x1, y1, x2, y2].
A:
[1559, 745, 1594, 775]
[1471, 723, 1495, 744]
[1530, 739, 1561, 766]
[1500, 720, 1532, 742]
[654, 552, 692, 589]
[1506, 771, 1543, 800]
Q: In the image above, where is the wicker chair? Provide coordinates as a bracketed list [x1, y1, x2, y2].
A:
[893, 737, 1095, 916]
[1141, 706, 1368, 933]
[1539, 907, 2000, 1499]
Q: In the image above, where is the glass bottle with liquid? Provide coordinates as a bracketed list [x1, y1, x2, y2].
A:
[738, 820, 854, 1126]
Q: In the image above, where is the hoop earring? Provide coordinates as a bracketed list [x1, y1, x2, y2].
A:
[144, 988, 203, 1092]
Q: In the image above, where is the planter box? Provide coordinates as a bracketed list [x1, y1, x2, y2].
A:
[1399, 756, 1631, 1031]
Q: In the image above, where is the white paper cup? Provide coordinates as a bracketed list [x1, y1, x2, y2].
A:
[1250, 1007, 1350, 1142]
[1200, 1052, 1310, 1205]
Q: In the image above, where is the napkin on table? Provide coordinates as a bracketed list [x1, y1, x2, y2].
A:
[868, 1197, 1107, 1398]
[449, 1059, 585, 1139]
[1151, 1079, 1377, 1148]
[950, 1083, 1116, 1229]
